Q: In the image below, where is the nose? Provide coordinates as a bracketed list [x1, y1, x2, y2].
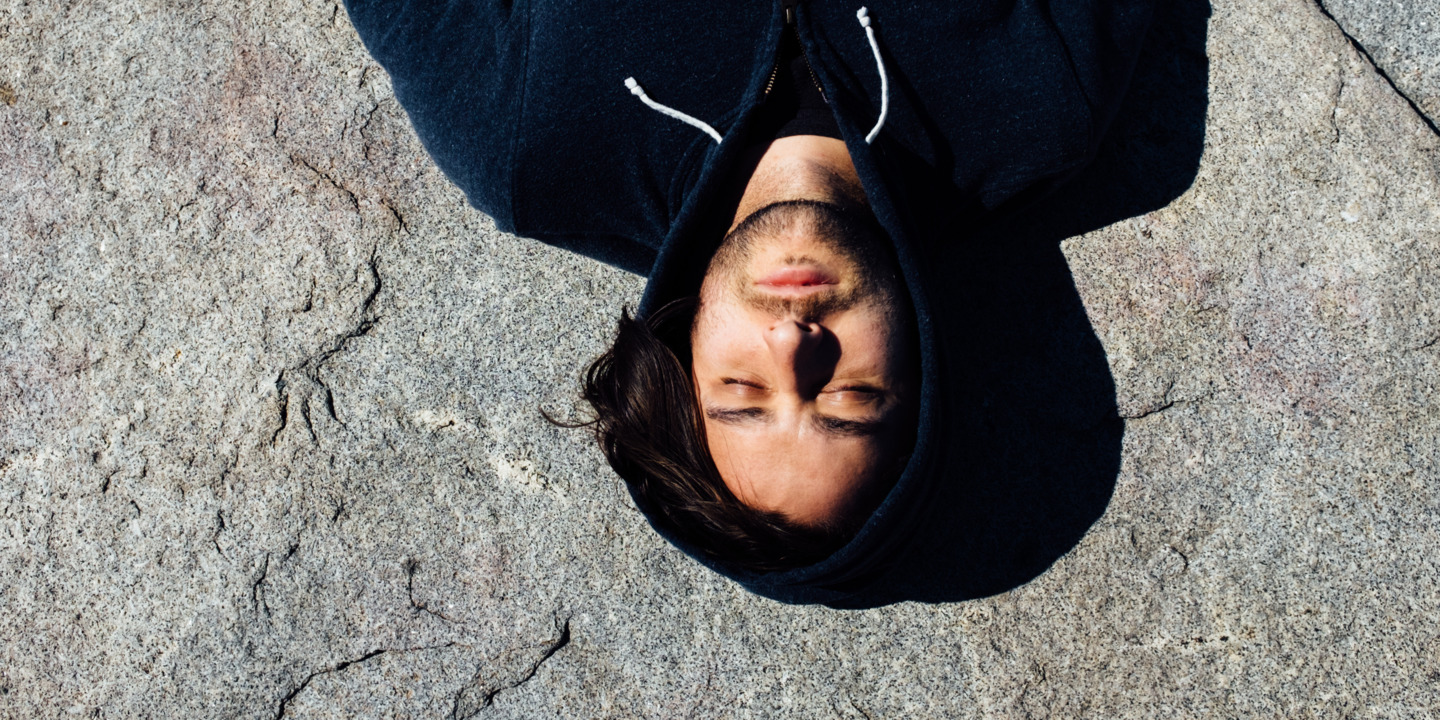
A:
[764, 319, 826, 392]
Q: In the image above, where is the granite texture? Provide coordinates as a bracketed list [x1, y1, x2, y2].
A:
[2, 0, 1438, 717]
[1319, 0, 1440, 131]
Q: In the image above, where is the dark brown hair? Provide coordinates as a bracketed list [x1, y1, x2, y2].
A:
[571, 298, 855, 573]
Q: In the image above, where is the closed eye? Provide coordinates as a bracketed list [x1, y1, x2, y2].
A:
[719, 377, 768, 398]
[722, 378, 766, 389]
[822, 384, 881, 394]
[820, 385, 885, 404]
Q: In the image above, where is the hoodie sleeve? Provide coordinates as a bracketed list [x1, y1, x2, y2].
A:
[342, 0, 528, 232]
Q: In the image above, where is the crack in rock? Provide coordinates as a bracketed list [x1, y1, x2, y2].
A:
[1312, 0, 1440, 138]
[853, 700, 876, 720]
[1121, 379, 1178, 420]
[270, 247, 383, 446]
[404, 558, 463, 624]
[273, 643, 454, 719]
[266, 619, 568, 719]
[1169, 544, 1191, 573]
[290, 153, 362, 214]
[838, 698, 875, 720]
[450, 617, 572, 719]
[1120, 380, 1216, 421]
[212, 510, 227, 559]
[1122, 398, 1177, 421]
[1329, 65, 1345, 144]
[251, 553, 271, 618]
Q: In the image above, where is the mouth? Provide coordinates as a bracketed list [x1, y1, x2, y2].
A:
[754, 266, 840, 297]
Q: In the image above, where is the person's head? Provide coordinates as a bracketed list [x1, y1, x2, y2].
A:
[576, 196, 918, 573]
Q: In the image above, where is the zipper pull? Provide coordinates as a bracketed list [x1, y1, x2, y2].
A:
[783, 0, 798, 25]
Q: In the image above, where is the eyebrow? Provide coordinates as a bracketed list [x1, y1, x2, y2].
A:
[812, 415, 887, 437]
[704, 406, 887, 438]
[705, 406, 770, 424]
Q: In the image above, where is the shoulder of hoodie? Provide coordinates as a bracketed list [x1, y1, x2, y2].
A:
[341, 0, 1154, 236]
[342, 0, 776, 242]
[499, 0, 1151, 242]
[342, 0, 530, 232]
[801, 0, 1155, 209]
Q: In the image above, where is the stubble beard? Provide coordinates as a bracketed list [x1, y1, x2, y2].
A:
[705, 199, 902, 323]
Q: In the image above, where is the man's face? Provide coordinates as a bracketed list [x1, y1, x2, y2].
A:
[691, 200, 917, 529]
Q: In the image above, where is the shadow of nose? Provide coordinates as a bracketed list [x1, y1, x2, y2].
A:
[766, 320, 835, 392]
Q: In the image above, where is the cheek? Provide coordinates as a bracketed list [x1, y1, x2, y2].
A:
[689, 303, 721, 362]
[833, 313, 902, 367]
[705, 427, 753, 502]
[690, 299, 753, 364]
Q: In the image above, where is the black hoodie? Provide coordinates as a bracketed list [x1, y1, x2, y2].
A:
[343, 0, 1154, 604]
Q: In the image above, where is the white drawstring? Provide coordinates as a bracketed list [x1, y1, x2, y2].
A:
[857, 7, 888, 144]
[624, 77, 724, 145]
[623, 7, 890, 145]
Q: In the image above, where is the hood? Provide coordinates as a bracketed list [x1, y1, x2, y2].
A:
[634, 6, 942, 607]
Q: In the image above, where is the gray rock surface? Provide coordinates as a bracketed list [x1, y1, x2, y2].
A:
[2, 0, 1438, 717]
[1319, 0, 1440, 130]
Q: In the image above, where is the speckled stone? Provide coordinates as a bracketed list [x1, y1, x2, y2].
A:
[1, 0, 1438, 716]
[1319, 0, 1440, 130]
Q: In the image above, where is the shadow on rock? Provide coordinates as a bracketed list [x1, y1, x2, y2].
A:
[841, 0, 1212, 608]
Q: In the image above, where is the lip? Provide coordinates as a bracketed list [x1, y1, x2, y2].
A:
[754, 267, 839, 296]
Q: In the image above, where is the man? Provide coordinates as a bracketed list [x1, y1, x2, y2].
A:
[343, 0, 1153, 603]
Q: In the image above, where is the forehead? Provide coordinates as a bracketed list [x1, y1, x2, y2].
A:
[704, 415, 889, 524]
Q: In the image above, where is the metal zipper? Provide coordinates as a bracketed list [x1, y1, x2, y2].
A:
[799, 37, 827, 102]
[761, 5, 791, 98]
[763, 1, 827, 101]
